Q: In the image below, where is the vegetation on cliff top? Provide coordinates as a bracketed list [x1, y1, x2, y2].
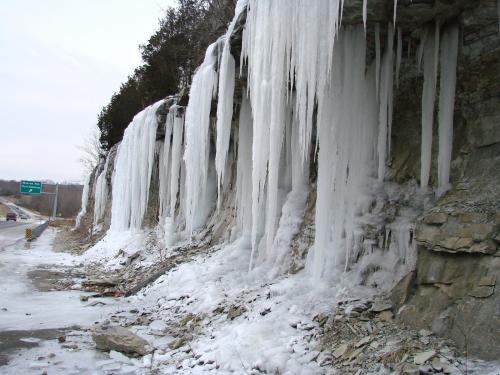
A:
[97, 0, 235, 150]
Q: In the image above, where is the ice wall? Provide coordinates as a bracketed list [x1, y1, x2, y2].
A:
[110, 100, 164, 232]
[95, 0, 462, 284]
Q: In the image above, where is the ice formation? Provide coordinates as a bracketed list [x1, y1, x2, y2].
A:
[377, 23, 394, 182]
[75, 174, 90, 229]
[183, 42, 219, 238]
[88, 0, 463, 285]
[437, 25, 459, 197]
[110, 100, 164, 231]
[420, 25, 439, 189]
[93, 153, 111, 227]
[215, 13, 239, 206]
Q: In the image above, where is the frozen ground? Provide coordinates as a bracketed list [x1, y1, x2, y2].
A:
[1, 228, 499, 374]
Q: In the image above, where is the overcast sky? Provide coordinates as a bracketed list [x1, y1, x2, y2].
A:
[0, 0, 176, 184]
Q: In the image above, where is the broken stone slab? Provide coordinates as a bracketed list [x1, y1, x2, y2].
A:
[468, 285, 495, 298]
[168, 338, 185, 350]
[378, 310, 394, 322]
[333, 343, 349, 359]
[469, 240, 496, 255]
[413, 350, 436, 365]
[91, 325, 151, 356]
[355, 336, 371, 348]
[416, 225, 441, 244]
[424, 213, 448, 225]
[390, 271, 416, 308]
[431, 357, 443, 372]
[82, 278, 119, 288]
[371, 300, 393, 313]
[460, 212, 486, 224]
[227, 305, 246, 320]
[478, 275, 496, 286]
[396, 362, 419, 375]
[436, 236, 473, 251]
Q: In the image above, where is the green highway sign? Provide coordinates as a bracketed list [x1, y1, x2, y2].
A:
[20, 180, 42, 194]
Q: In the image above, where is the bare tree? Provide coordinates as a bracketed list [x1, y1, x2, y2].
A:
[78, 126, 103, 177]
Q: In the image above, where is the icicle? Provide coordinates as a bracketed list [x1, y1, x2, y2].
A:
[159, 110, 174, 220]
[393, 0, 398, 25]
[184, 43, 219, 238]
[395, 27, 402, 88]
[417, 28, 428, 73]
[437, 25, 459, 196]
[306, 26, 378, 279]
[420, 24, 439, 189]
[377, 23, 395, 182]
[93, 153, 111, 226]
[498, 0, 500, 37]
[363, 0, 368, 31]
[75, 174, 91, 229]
[235, 93, 253, 239]
[169, 108, 184, 218]
[215, 4, 246, 207]
[375, 23, 381, 96]
[110, 100, 163, 231]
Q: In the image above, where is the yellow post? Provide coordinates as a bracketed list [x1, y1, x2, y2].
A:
[25, 228, 32, 241]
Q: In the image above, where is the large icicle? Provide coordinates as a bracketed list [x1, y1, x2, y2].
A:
[307, 26, 378, 280]
[243, 0, 344, 267]
[93, 153, 111, 226]
[158, 109, 174, 220]
[184, 42, 219, 238]
[377, 23, 395, 182]
[215, 4, 247, 206]
[437, 24, 459, 196]
[235, 93, 253, 240]
[110, 100, 163, 231]
[363, 0, 368, 31]
[395, 27, 402, 88]
[75, 174, 90, 229]
[169, 107, 184, 218]
[420, 25, 439, 189]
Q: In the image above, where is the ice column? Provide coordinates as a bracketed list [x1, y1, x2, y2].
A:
[158, 110, 173, 220]
[420, 25, 439, 189]
[307, 27, 378, 279]
[169, 107, 184, 218]
[110, 100, 163, 231]
[235, 94, 253, 240]
[75, 174, 90, 229]
[243, 0, 343, 266]
[184, 43, 219, 238]
[437, 25, 459, 196]
[93, 153, 111, 226]
[377, 23, 394, 182]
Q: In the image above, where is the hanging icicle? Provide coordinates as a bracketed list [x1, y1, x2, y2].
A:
[377, 23, 395, 182]
[437, 24, 459, 197]
[420, 24, 440, 189]
[183, 43, 219, 238]
[110, 100, 164, 232]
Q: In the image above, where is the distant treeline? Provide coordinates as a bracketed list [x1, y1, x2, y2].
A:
[0, 180, 83, 218]
[98, 0, 235, 150]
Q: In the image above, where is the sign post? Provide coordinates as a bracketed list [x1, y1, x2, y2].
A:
[20, 180, 42, 194]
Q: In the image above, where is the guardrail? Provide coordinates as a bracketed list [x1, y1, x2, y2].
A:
[25, 221, 49, 241]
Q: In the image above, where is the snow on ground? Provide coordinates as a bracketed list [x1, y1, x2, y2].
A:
[0, 228, 120, 331]
[123, 238, 372, 374]
[2, 228, 500, 374]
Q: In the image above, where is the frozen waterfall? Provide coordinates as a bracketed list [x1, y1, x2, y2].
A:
[91, 0, 462, 283]
[109, 100, 164, 232]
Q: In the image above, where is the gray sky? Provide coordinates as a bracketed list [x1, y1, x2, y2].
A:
[0, 0, 176, 183]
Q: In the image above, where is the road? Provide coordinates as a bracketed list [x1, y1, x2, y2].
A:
[0, 204, 120, 372]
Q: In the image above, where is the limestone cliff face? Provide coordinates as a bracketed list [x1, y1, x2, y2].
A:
[78, 0, 500, 360]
